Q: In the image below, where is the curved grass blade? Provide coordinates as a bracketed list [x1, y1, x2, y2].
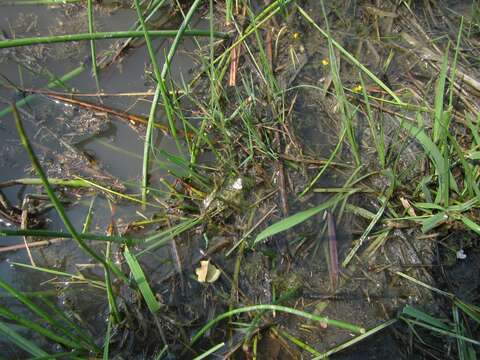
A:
[342, 175, 395, 267]
[190, 304, 365, 347]
[400, 120, 458, 204]
[193, 342, 225, 360]
[135, 0, 204, 202]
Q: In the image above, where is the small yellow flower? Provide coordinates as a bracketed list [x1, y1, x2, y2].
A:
[352, 85, 363, 93]
[292, 32, 301, 40]
[321, 59, 329, 66]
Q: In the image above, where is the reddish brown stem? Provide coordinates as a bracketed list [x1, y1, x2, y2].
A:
[327, 211, 339, 288]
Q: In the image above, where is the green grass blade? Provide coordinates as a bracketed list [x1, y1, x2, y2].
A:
[0, 30, 226, 49]
[87, 0, 100, 90]
[278, 329, 321, 356]
[313, 319, 397, 359]
[254, 194, 346, 245]
[0, 277, 88, 346]
[342, 178, 394, 267]
[455, 300, 480, 324]
[193, 342, 225, 360]
[123, 246, 161, 314]
[38, 295, 96, 349]
[1, 178, 96, 188]
[103, 315, 112, 360]
[0, 321, 49, 357]
[135, 0, 203, 201]
[401, 318, 480, 346]
[433, 47, 449, 143]
[400, 120, 458, 204]
[141, 84, 161, 205]
[299, 128, 347, 197]
[0, 305, 80, 350]
[320, 0, 360, 165]
[190, 304, 365, 347]
[360, 73, 385, 168]
[82, 197, 95, 234]
[402, 305, 451, 331]
[139, 216, 203, 256]
[459, 215, 480, 235]
[420, 212, 448, 233]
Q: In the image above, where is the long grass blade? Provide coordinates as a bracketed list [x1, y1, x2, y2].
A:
[0, 30, 227, 49]
[433, 48, 449, 143]
[254, 194, 346, 244]
[87, 0, 100, 90]
[190, 304, 365, 347]
[141, 84, 161, 205]
[123, 246, 161, 314]
[0, 321, 49, 357]
[0, 305, 80, 350]
[297, 5, 403, 105]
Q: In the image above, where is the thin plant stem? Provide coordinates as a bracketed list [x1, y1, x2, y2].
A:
[87, 0, 101, 91]
[0, 30, 227, 49]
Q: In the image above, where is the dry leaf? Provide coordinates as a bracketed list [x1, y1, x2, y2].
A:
[195, 260, 221, 283]
[400, 196, 417, 217]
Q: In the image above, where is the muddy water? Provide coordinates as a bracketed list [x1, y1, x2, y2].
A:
[0, 3, 204, 355]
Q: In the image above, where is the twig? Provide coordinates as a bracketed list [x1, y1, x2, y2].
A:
[0, 238, 68, 253]
[229, 44, 240, 87]
[45, 94, 170, 134]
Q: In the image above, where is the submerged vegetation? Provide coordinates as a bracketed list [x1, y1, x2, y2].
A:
[0, 0, 479, 358]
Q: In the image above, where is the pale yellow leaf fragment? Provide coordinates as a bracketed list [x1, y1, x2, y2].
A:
[400, 196, 417, 217]
[195, 260, 221, 283]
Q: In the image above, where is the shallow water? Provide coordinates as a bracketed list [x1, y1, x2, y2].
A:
[0, 2, 205, 355]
